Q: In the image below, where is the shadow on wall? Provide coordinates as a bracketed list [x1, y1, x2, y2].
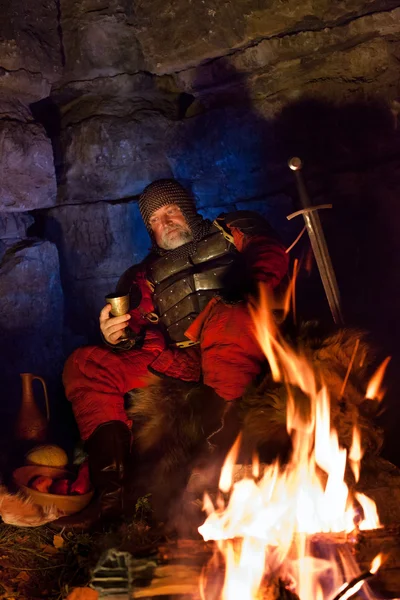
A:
[170, 60, 400, 347]
[273, 96, 400, 466]
[168, 59, 296, 242]
[273, 97, 400, 344]
[171, 60, 400, 463]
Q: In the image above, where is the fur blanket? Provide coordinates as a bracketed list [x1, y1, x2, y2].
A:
[125, 325, 382, 516]
[0, 486, 59, 527]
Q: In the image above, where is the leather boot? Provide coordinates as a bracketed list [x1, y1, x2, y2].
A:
[51, 421, 132, 530]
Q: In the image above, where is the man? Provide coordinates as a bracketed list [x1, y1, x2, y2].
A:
[62, 178, 289, 526]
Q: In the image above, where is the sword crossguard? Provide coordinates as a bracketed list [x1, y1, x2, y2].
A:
[286, 204, 333, 221]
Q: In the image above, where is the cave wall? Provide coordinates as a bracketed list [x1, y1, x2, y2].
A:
[1, 0, 400, 458]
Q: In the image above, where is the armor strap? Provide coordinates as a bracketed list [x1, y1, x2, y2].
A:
[213, 217, 235, 244]
[146, 279, 155, 292]
[145, 311, 159, 324]
[173, 339, 200, 348]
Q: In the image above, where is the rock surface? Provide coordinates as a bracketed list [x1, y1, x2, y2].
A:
[44, 201, 149, 344]
[0, 240, 64, 416]
[175, 6, 400, 114]
[58, 100, 175, 203]
[0, 212, 33, 240]
[0, 99, 57, 211]
[0, 0, 61, 101]
[132, 0, 400, 74]
[60, 0, 143, 82]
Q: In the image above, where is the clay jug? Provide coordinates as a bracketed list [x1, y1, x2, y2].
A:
[15, 373, 50, 442]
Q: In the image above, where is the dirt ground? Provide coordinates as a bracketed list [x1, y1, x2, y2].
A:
[0, 508, 162, 600]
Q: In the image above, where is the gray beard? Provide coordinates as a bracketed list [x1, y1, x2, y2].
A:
[159, 226, 193, 250]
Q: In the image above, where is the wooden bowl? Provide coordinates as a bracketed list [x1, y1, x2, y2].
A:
[13, 465, 94, 516]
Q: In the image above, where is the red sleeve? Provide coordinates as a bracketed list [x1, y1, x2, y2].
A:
[229, 226, 289, 289]
[116, 263, 156, 335]
[127, 269, 156, 335]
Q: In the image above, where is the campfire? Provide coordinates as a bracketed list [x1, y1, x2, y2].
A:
[71, 286, 399, 600]
[197, 287, 387, 600]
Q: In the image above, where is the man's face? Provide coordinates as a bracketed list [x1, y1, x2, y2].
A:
[149, 203, 193, 250]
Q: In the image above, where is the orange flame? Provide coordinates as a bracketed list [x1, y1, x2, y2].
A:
[370, 553, 383, 574]
[219, 434, 242, 494]
[365, 356, 391, 401]
[198, 285, 382, 600]
[349, 426, 363, 483]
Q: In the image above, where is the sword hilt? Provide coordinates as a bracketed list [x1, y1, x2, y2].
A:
[288, 157, 312, 209]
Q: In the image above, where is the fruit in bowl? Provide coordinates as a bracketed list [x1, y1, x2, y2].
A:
[13, 464, 94, 516]
[25, 444, 68, 468]
[29, 475, 73, 495]
[29, 475, 53, 493]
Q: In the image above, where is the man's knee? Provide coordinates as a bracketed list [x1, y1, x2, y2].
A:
[64, 345, 96, 381]
[64, 345, 91, 370]
[64, 344, 119, 374]
[63, 345, 117, 395]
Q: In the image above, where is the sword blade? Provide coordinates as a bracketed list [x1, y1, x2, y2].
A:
[303, 209, 344, 325]
[289, 157, 344, 326]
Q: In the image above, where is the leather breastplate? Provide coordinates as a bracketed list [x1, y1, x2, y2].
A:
[147, 225, 236, 344]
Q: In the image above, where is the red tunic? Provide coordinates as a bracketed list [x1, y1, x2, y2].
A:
[63, 215, 289, 440]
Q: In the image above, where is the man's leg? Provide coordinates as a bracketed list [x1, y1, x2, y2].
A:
[186, 301, 265, 488]
[63, 342, 161, 440]
[59, 335, 163, 528]
[199, 300, 265, 401]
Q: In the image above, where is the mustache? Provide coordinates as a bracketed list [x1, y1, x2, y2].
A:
[164, 224, 188, 235]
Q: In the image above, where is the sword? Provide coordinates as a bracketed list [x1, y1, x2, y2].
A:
[288, 157, 344, 326]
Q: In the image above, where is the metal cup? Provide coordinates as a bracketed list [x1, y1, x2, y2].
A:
[105, 292, 130, 317]
[105, 293, 130, 340]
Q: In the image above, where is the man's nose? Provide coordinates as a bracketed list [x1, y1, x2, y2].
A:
[160, 214, 173, 227]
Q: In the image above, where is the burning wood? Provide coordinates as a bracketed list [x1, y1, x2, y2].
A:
[195, 288, 387, 599]
[88, 540, 390, 600]
[331, 554, 383, 600]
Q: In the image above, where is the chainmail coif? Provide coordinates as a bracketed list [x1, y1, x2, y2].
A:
[138, 179, 212, 260]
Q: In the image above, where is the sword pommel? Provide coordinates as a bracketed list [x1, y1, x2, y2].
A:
[288, 157, 303, 171]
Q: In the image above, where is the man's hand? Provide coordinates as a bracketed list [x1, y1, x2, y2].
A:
[99, 304, 131, 345]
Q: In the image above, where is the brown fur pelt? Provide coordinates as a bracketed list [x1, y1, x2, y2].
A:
[125, 325, 383, 514]
[241, 324, 383, 456]
[125, 380, 222, 519]
[301, 323, 381, 451]
[0, 486, 59, 527]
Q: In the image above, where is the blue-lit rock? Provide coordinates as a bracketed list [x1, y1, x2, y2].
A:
[0, 213, 34, 240]
[0, 0, 60, 101]
[0, 101, 57, 211]
[58, 103, 174, 203]
[0, 239, 63, 418]
[43, 200, 149, 347]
